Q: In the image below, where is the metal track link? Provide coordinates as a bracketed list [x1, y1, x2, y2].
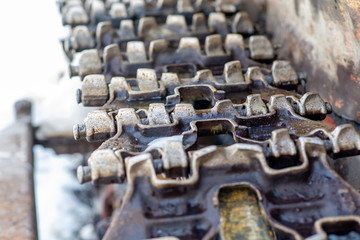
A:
[69, 33, 276, 80]
[58, 0, 250, 27]
[55, 1, 360, 239]
[76, 63, 305, 107]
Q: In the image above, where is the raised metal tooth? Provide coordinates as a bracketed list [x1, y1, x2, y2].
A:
[224, 34, 245, 54]
[331, 124, 360, 154]
[137, 17, 158, 38]
[84, 0, 94, 12]
[246, 94, 268, 116]
[77, 149, 124, 184]
[103, 44, 123, 79]
[65, 5, 89, 25]
[105, 0, 120, 9]
[194, 0, 208, 11]
[157, 0, 177, 9]
[177, 37, 201, 53]
[271, 60, 298, 86]
[204, 34, 225, 56]
[126, 41, 147, 63]
[191, 13, 208, 34]
[148, 103, 171, 125]
[297, 92, 329, 116]
[73, 109, 115, 142]
[232, 11, 254, 35]
[129, 0, 146, 16]
[116, 108, 141, 127]
[166, 15, 188, 34]
[249, 35, 274, 60]
[270, 129, 297, 158]
[72, 49, 102, 77]
[176, 0, 194, 13]
[136, 69, 159, 91]
[173, 104, 197, 121]
[194, 69, 216, 82]
[245, 67, 265, 83]
[109, 2, 127, 18]
[149, 39, 168, 61]
[71, 25, 94, 51]
[215, 0, 237, 13]
[108, 77, 128, 103]
[119, 20, 135, 39]
[269, 94, 295, 113]
[213, 99, 238, 115]
[224, 60, 245, 83]
[160, 73, 180, 89]
[96, 21, 114, 49]
[78, 74, 109, 106]
[162, 141, 188, 178]
[89, 0, 106, 18]
[208, 12, 227, 33]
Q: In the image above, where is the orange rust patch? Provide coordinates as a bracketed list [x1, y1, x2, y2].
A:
[323, 116, 337, 127]
[350, 74, 360, 84]
[356, 111, 360, 119]
[335, 99, 344, 109]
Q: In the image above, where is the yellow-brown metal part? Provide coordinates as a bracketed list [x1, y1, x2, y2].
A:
[219, 186, 275, 240]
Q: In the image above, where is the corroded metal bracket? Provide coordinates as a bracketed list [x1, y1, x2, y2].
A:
[102, 139, 360, 239]
[0, 101, 37, 240]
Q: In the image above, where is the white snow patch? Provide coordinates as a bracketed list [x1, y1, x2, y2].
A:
[34, 145, 94, 240]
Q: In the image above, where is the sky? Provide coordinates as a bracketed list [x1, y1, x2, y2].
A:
[0, 0, 68, 129]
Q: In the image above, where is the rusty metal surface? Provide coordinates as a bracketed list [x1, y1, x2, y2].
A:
[74, 91, 337, 145]
[266, 0, 360, 124]
[69, 32, 274, 81]
[54, 0, 360, 239]
[63, 11, 257, 60]
[76, 63, 305, 108]
[58, 0, 254, 28]
[75, 92, 359, 183]
[102, 139, 360, 239]
[0, 100, 37, 240]
[218, 186, 274, 240]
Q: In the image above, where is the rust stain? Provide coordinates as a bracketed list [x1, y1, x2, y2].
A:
[335, 99, 344, 109]
[350, 74, 360, 84]
[323, 116, 337, 127]
[356, 111, 360, 119]
[218, 186, 274, 240]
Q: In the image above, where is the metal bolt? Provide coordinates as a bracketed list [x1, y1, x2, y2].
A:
[325, 102, 333, 114]
[265, 75, 273, 85]
[73, 123, 86, 140]
[76, 89, 82, 104]
[77, 166, 92, 184]
[69, 65, 78, 77]
[153, 159, 164, 174]
[297, 72, 307, 82]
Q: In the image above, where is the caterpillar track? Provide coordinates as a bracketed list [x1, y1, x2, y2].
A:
[57, 0, 360, 239]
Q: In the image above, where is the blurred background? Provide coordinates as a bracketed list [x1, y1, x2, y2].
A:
[0, 1, 96, 239]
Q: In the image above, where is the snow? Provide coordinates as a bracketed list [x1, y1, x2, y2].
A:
[34, 146, 96, 240]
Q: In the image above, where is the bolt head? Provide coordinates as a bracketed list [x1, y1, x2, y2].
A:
[76, 89, 82, 104]
[325, 102, 333, 114]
